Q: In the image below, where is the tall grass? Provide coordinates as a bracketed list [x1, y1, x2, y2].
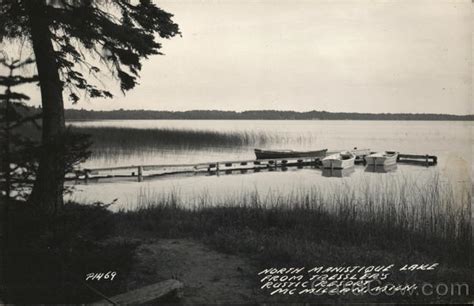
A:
[69, 126, 281, 162]
[117, 172, 471, 267]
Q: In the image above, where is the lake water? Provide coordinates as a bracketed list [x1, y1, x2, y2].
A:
[67, 120, 472, 211]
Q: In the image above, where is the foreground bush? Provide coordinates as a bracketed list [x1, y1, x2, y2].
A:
[2, 201, 138, 303]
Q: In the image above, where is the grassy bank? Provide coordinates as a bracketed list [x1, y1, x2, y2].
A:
[120, 173, 471, 261]
[113, 174, 472, 302]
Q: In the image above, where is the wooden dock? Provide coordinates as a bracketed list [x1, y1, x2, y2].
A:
[70, 150, 437, 182]
[70, 156, 324, 182]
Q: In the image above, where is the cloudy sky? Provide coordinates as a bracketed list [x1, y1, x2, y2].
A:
[14, 0, 474, 114]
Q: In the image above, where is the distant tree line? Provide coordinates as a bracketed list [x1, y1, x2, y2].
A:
[60, 108, 474, 121]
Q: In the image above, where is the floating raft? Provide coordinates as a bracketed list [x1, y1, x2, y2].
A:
[397, 154, 437, 166]
[69, 150, 437, 182]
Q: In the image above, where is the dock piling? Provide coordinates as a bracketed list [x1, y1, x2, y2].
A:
[138, 166, 143, 182]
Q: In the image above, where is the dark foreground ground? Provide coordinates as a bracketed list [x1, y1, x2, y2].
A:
[1, 201, 472, 304]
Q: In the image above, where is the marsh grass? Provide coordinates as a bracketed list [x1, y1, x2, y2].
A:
[61, 126, 287, 166]
[72, 126, 274, 151]
[20, 124, 323, 165]
[67, 126, 327, 165]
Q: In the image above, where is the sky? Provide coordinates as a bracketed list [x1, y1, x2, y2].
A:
[5, 0, 473, 114]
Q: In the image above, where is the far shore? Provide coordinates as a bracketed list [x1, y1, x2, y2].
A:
[13, 105, 473, 121]
[64, 109, 474, 121]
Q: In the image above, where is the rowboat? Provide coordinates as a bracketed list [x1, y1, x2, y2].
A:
[254, 148, 328, 159]
[321, 151, 355, 169]
[365, 151, 399, 166]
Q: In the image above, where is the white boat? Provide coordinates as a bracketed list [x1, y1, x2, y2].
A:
[350, 148, 371, 156]
[322, 151, 355, 169]
[365, 151, 399, 166]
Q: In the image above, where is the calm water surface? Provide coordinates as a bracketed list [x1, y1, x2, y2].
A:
[67, 120, 472, 211]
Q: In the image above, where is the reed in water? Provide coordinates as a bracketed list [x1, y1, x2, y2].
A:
[69, 126, 279, 158]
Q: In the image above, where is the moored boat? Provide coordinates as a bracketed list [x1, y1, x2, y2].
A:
[254, 148, 328, 159]
[321, 151, 355, 169]
[350, 148, 371, 157]
[365, 151, 398, 166]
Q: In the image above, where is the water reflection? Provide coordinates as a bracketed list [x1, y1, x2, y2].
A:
[322, 166, 356, 177]
[364, 164, 398, 173]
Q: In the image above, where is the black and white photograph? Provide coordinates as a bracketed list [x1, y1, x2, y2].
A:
[0, 0, 472, 304]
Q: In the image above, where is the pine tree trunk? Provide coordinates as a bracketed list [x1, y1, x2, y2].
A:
[27, 2, 66, 215]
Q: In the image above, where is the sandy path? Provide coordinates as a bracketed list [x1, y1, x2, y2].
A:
[126, 239, 263, 304]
